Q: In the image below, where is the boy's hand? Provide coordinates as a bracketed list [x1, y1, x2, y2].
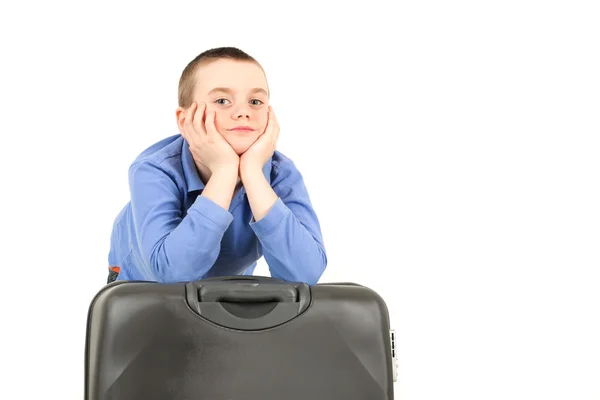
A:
[240, 106, 279, 172]
[182, 102, 239, 174]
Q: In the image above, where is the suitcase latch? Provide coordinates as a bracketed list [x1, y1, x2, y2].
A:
[390, 329, 398, 382]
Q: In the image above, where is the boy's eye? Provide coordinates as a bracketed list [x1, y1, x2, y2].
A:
[215, 99, 263, 106]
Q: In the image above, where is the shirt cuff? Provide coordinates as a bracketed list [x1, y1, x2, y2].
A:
[250, 197, 289, 237]
[190, 195, 234, 231]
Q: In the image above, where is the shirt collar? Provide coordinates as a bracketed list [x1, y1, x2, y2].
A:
[182, 138, 204, 192]
[181, 137, 272, 193]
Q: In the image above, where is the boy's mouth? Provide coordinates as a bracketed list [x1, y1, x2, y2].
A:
[228, 126, 255, 132]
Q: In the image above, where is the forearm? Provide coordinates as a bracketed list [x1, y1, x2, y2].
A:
[240, 164, 278, 222]
[153, 168, 236, 281]
[141, 195, 233, 282]
[240, 157, 327, 284]
[250, 199, 327, 285]
[201, 166, 239, 211]
[130, 161, 236, 283]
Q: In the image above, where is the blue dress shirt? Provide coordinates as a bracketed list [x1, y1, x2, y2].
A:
[107, 134, 327, 285]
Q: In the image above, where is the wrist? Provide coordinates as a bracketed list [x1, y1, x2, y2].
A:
[201, 164, 239, 211]
[211, 164, 239, 177]
[240, 158, 263, 173]
[240, 162, 263, 181]
[209, 166, 239, 185]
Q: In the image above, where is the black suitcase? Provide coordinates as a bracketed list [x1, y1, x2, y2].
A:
[85, 276, 397, 399]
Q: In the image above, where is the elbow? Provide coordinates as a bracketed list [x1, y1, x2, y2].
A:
[313, 251, 328, 284]
[154, 267, 201, 284]
[153, 261, 208, 284]
[299, 247, 328, 286]
[147, 243, 213, 284]
[150, 255, 199, 284]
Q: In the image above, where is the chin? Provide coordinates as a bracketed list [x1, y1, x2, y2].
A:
[233, 146, 251, 156]
[225, 135, 260, 156]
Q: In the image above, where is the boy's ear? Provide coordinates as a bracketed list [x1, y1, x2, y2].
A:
[175, 107, 186, 132]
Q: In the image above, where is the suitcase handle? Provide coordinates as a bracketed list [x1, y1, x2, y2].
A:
[185, 276, 311, 330]
[198, 283, 298, 303]
[199, 275, 285, 283]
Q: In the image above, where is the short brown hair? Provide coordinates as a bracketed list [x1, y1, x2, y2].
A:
[178, 47, 259, 108]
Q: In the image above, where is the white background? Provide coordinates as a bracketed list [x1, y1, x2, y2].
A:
[1, 1, 598, 399]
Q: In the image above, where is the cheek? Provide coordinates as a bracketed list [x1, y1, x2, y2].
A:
[208, 109, 226, 133]
[260, 112, 269, 131]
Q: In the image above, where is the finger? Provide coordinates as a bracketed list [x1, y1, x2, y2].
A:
[204, 110, 218, 137]
[182, 103, 196, 143]
[269, 107, 279, 141]
[193, 103, 207, 136]
[189, 102, 197, 124]
[263, 106, 274, 135]
[270, 107, 279, 131]
[274, 119, 280, 143]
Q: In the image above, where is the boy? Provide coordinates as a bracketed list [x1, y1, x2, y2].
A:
[106, 47, 327, 285]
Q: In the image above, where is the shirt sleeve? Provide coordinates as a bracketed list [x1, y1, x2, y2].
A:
[249, 160, 327, 285]
[129, 160, 233, 283]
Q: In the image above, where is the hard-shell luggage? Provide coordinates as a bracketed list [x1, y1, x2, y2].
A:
[85, 276, 397, 399]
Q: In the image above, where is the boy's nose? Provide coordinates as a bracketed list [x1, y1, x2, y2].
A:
[234, 110, 250, 119]
[233, 104, 251, 119]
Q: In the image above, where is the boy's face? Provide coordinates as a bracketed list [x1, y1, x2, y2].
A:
[192, 59, 270, 155]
